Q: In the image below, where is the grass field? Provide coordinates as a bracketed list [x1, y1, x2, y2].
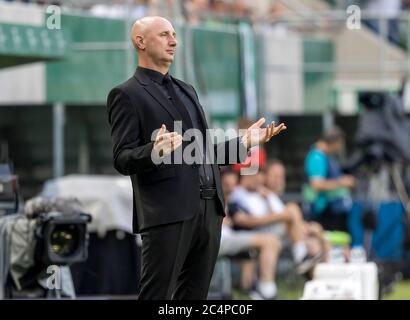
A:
[234, 279, 410, 300]
[383, 281, 410, 300]
[232, 276, 306, 300]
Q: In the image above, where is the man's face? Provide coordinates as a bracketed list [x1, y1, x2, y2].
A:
[266, 164, 285, 195]
[143, 19, 177, 66]
[328, 139, 344, 155]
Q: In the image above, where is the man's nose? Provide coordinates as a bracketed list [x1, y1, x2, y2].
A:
[169, 38, 177, 47]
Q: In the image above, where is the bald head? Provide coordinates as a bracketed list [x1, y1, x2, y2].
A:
[131, 16, 174, 48]
[131, 16, 177, 74]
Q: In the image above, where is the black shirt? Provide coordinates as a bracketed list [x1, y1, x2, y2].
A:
[137, 66, 215, 188]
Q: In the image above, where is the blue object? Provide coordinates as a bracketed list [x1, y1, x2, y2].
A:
[305, 148, 328, 179]
[372, 202, 404, 260]
[348, 202, 365, 247]
[349, 201, 405, 260]
[305, 148, 328, 214]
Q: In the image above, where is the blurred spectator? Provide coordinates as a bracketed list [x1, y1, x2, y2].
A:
[145, 0, 176, 17]
[230, 0, 252, 19]
[268, 1, 287, 19]
[209, 0, 227, 16]
[265, 159, 286, 196]
[90, 0, 177, 21]
[263, 2, 289, 35]
[219, 168, 281, 300]
[229, 150, 320, 276]
[265, 160, 330, 264]
[90, 0, 148, 20]
[183, 0, 209, 25]
[302, 127, 356, 233]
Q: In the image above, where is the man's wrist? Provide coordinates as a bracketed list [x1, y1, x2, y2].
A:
[240, 135, 250, 150]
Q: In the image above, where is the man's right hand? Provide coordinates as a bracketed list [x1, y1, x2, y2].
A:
[338, 175, 356, 188]
[153, 124, 183, 158]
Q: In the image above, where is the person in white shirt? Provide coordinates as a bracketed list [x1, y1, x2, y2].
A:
[230, 171, 310, 266]
[265, 160, 330, 264]
[219, 168, 281, 299]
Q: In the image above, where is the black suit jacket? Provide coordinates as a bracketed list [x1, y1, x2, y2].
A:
[107, 68, 247, 233]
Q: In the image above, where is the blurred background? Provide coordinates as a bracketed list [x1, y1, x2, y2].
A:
[1, 0, 410, 300]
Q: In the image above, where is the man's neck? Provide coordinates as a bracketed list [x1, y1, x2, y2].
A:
[138, 62, 169, 75]
[241, 184, 255, 193]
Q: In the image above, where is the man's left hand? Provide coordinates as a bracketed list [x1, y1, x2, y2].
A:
[241, 118, 287, 149]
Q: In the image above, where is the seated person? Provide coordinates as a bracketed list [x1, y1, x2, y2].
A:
[265, 160, 330, 263]
[229, 152, 319, 275]
[302, 127, 356, 233]
[219, 168, 281, 300]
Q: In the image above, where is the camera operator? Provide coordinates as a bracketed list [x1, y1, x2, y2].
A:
[302, 127, 356, 233]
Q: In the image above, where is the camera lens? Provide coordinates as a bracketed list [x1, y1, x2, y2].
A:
[49, 224, 80, 257]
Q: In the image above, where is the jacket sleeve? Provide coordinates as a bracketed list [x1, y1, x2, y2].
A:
[107, 87, 157, 175]
[214, 137, 248, 166]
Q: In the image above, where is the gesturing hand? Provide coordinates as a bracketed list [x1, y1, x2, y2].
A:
[241, 118, 287, 149]
[152, 124, 183, 159]
[338, 175, 356, 189]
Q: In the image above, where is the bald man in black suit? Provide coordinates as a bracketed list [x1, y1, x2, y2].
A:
[107, 16, 286, 300]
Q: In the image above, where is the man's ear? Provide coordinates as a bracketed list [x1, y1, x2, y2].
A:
[135, 35, 145, 50]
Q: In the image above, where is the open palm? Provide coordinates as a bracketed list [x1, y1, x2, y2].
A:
[242, 118, 287, 149]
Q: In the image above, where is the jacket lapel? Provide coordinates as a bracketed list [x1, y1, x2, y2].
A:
[134, 69, 188, 132]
